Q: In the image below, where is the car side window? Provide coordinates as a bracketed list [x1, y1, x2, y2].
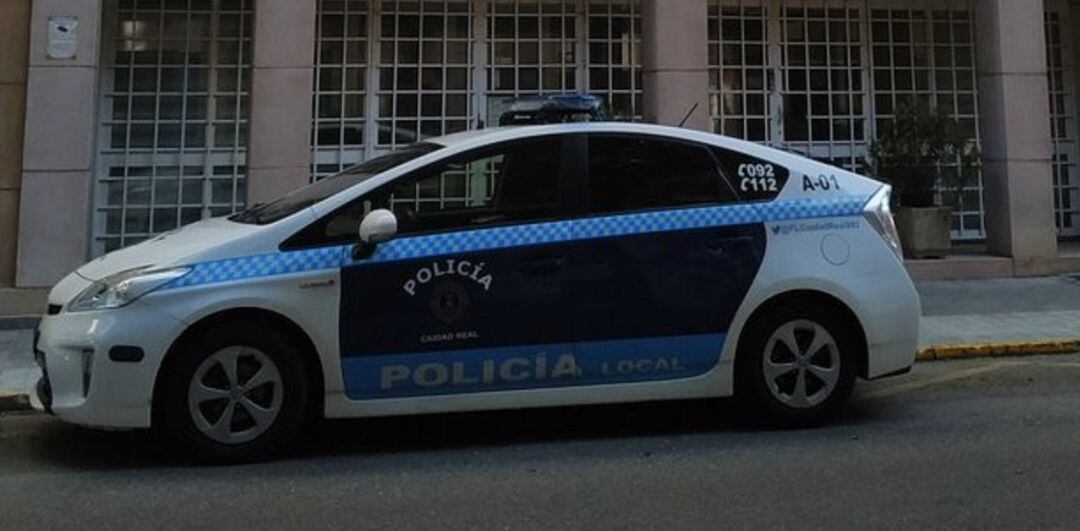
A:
[369, 136, 563, 235]
[587, 134, 737, 215]
[286, 136, 564, 249]
[711, 146, 791, 203]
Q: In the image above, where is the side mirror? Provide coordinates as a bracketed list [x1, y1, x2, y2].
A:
[354, 209, 397, 260]
[358, 209, 398, 244]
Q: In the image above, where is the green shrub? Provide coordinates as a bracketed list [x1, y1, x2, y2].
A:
[869, 102, 980, 208]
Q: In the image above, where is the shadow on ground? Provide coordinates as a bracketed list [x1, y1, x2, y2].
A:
[3, 394, 894, 472]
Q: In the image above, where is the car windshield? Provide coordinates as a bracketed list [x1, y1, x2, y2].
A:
[230, 142, 444, 225]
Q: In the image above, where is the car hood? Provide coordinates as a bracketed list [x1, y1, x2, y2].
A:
[75, 217, 261, 282]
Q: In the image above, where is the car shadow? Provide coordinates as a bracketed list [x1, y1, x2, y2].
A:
[16, 396, 894, 471]
[299, 398, 746, 458]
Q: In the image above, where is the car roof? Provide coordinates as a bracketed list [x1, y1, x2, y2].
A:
[426, 122, 831, 175]
[428, 123, 719, 148]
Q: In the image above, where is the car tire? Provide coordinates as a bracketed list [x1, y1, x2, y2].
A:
[158, 323, 309, 464]
[736, 304, 859, 427]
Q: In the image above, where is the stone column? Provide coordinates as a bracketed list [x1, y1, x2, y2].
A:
[17, 0, 103, 287]
[246, 0, 317, 205]
[640, 0, 711, 131]
[0, 0, 31, 287]
[975, 0, 1058, 264]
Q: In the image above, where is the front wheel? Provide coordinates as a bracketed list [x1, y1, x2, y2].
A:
[736, 306, 859, 427]
[158, 324, 309, 464]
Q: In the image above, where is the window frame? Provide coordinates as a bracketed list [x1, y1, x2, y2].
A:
[282, 133, 575, 251]
[580, 133, 741, 218]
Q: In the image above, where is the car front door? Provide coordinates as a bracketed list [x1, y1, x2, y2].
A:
[566, 133, 767, 385]
[334, 135, 580, 400]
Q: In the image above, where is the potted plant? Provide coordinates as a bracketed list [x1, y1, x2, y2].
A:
[869, 102, 981, 259]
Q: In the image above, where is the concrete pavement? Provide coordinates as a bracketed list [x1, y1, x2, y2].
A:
[0, 329, 36, 408]
[917, 275, 1080, 346]
[2, 276, 1079, 403]
[1, 354, 1080, 529]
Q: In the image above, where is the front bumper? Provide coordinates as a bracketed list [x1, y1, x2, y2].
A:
[30, 329, 53, 414]
[31, 301, 185, 429]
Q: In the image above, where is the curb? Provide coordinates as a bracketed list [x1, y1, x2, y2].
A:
[916, 339, 1080, 362]
[0, 392, 31, 413]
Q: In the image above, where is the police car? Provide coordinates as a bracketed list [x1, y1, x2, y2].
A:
[33, 123, 919, 462]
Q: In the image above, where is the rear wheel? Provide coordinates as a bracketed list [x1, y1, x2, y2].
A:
[737, 305, 859, 426]
[159, 324, 309, 464]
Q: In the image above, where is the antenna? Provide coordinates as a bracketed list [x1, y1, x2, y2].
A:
[677, 102, 700, 128]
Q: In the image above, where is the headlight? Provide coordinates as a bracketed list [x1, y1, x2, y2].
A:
[66, 267, 191, 313]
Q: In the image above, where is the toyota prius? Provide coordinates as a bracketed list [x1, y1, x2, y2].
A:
[32, 123, 919, 462]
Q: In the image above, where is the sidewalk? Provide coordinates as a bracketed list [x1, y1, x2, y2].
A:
[0, 329, 37, 408]
[2, 276, 1079, 406]
[917, 276, 1080, 346]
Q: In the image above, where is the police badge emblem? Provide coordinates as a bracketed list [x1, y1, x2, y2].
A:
[429, 281, 470, 324]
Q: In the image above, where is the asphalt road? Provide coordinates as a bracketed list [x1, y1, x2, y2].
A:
[3, 355, 1080, 530]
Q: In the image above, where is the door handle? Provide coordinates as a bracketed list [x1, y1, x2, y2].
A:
[707, 236, 754, 257]
[518, 256, 566, 274]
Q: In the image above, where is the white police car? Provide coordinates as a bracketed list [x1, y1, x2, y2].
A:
[33, 123, 919, 462]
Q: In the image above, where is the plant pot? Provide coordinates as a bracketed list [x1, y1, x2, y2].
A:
[894, 206, 953, 259]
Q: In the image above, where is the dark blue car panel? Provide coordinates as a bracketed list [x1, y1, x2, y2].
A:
[338, 222, 764, 357]
[333, 197, 869, 399]
[339, 238, 573, 357]
[337, 208, 768, 400]
[567, 223, 765, 342]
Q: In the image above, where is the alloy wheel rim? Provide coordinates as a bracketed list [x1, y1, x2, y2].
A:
[187, 346, 283, 445]
[762, 320, 841, 409]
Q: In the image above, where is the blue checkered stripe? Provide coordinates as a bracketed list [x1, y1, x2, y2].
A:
[369, 220, 574, 263]
[575, 195, 867, 240]
[167, 245, 347, 290]
[753, 195, 868, 221]
[366, 195, 867, 263]
[165, 195, 867, 290]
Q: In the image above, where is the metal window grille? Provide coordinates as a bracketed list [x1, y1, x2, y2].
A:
[586, 0, 642, 120]
[777, 4, 868, 175]
[96, 0, 252, 255]
[312, 0, 371, 180]
[378, 0, 475, 149]
[312, 0, 475, 179]
[869, 5, 983, 238]
[486, 0, 579, 121]
[1046, 5, 1080, 236]
[709, 0, 871, 167]
[708, 3, 772, 142]
[707, 0, 983, 239]
[311, 0, 641, 182]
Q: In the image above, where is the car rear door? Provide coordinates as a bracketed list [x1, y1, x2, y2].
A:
[566, 133, 767, 384]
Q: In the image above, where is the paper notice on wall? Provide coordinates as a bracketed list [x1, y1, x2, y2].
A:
[47, 17, 78, 60]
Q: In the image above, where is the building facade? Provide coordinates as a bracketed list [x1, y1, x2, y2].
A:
[0, 0, 1078, 298]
